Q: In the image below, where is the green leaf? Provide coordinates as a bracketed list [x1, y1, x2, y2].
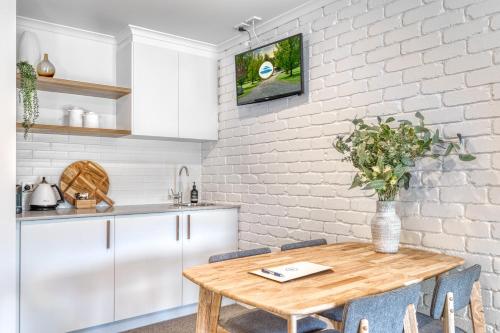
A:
[377, 116, 382, 124]
[459, 154, 476, 161]
[398, 120, 412, 125]
[401, 157, 415, 167]
[432, 129, 440, 144]
[385, 117, 395, 123]
[363, 179, 386, 190]
[415, 112, 424, 120]
[349, 174, 363, 189]
[352, 119, 363, 125]
[394, 165, 407, 178]
[444, 143, 453, 156]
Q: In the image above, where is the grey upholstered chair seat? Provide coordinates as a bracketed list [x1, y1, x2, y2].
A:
[319, 305, 344, 322]
[281, 238, 327, 251]
[219, 309, 327, 333]
[416, 313, 466, 333]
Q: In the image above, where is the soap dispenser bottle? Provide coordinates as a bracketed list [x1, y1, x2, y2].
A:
[190, 182, 198, 204]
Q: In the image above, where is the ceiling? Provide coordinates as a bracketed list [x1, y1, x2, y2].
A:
[17, 0, 307, 44]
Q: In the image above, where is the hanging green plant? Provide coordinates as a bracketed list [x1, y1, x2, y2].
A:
[17, 61, 39, 138]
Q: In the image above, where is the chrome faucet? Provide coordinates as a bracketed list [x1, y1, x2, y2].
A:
[170, 166, 189, 205]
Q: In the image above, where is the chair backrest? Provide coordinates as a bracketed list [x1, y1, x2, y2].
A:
[430, 264, 481, 319]
[342, 283, 421, 333]
[280, 238, 327, 251]
[208, 247, 271, 263]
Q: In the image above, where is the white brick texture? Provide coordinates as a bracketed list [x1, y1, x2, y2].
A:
[205, 0, 500, 331]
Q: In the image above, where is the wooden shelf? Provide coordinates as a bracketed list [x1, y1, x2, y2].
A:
[16, 75, 131, 99]
[16, 123, 131, 137]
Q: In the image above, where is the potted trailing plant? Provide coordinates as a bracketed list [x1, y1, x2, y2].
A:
[334, 112, 475, 253]
[17, 61, 39, 138]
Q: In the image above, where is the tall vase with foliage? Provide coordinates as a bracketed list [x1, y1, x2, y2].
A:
[334, 112, 475, 253]
[17, 61, 39, 138]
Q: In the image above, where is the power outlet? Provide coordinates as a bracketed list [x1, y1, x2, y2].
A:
[22, 182, 34, 192]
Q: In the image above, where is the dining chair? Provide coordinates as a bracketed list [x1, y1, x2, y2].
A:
[208, 248, 328, 333]
[416, 264, 484, 333]
[316, 283, 421, 333]
[280, 238, 327, 251]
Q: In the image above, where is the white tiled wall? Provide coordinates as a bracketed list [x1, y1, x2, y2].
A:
[17, 133, 202, 205]
[203, 0, 500, 330]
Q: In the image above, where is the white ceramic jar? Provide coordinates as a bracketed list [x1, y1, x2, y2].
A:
[83, 111, 99, 128]
[68, 107, 84, 127]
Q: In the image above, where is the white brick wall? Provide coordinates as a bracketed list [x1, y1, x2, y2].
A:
[204, 0, 500, 330]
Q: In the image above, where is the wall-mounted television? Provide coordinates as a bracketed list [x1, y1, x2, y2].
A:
[235, 33, 304, 106]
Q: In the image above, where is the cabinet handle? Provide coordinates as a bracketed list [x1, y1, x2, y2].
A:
[187, 214, 191, 240]
[176, 215, 180, 241]
[106, 220, 111, 249]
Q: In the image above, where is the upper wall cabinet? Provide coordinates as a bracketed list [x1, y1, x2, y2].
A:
[117, 26, 218, 141]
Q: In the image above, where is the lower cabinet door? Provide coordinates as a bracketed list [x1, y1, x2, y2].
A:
[182, 209, 238, 305]
[114, 213, 183, 320]
[20, 217, 115, 333]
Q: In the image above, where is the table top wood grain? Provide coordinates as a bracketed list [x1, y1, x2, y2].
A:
[183, 242, 464, 316]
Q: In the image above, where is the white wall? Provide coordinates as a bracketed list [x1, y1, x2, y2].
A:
[203, 0, 500, 330]
[0, 0, 18, 332]
[16, 18, 203, 205]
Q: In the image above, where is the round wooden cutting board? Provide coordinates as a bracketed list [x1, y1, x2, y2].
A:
[60, 160, 114, 206]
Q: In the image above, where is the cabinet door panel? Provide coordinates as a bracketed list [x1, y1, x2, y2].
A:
[115, 213, 183, 320]
[182, 209, 238, 304]
[133, 42, 179, 137]
[20, 217, 114, 333]
[178, 53, 218, 140]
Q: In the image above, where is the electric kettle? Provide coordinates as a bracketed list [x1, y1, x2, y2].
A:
[30, 177, 64, 211]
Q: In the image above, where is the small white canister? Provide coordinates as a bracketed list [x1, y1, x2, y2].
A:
[68, 107, 84, 127]
[83, 111, 99, 128]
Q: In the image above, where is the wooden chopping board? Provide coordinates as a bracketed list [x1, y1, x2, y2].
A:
[60, 160, 114, 206]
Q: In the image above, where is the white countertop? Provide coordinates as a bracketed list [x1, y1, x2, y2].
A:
[16, 203, 240, 221]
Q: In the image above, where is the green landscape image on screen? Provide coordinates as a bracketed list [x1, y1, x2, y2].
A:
[235, 34, 302, 105]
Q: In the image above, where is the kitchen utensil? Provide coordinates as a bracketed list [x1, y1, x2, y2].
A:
[60, 160, 113, 206]
[30, 177, 64, 210]
[75, 199, 96, 209]
[83, 111, 99, 128]
[68, 107, 84, 127]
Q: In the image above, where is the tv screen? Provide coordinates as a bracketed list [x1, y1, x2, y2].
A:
[235, 33, 304, 106]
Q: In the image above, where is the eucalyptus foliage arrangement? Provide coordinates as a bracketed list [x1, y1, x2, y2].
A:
[334, 112, 475, 201]
[17, 61, 39, 138]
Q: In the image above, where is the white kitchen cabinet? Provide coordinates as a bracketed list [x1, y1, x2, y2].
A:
[114, 212, 183, 320]
[126, 41, 179, 137]
[178, 52, 218, 140]
[20, 217, 114, 333]
[182, 209, 238, 305]
[116, 25, 218, 141]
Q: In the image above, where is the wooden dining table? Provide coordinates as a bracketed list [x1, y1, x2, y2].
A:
[183, 242, 477, 333]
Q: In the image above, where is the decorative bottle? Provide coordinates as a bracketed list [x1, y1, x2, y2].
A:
[190, 182, 198, 204]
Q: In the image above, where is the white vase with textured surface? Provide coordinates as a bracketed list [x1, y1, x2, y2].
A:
[18, 31, 40, 66]
[371, 201, 401, 253]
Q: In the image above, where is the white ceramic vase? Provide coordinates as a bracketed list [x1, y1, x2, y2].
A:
[18, 31, 41, 66]
[371, 201, 401, 253]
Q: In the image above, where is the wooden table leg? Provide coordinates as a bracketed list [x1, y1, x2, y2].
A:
[403, 304, 418, 333]
[470, 281, 486, 333]
[288, 315, 298, 333]
[196, 287, 222, 333]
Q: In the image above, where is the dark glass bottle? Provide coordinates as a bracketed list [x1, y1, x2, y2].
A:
[190, 182, 198, 204]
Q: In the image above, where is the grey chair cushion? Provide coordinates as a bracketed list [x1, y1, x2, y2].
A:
[430, 265, 481, 319]
[281, 239, 327, 251]
[220, 309, 327, 333]
[342, 283, 421, 333]
[208, 247, 271, 263]
[320, 305, 344, 322]
[417, 313, 466, 333]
